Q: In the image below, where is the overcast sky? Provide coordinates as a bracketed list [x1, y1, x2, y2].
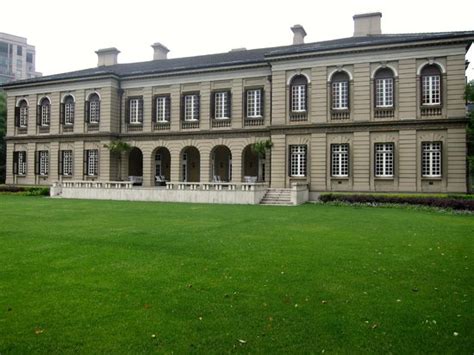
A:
[2, 0, 474, 80]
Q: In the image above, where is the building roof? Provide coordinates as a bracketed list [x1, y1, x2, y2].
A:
[3, 31, 474, 88]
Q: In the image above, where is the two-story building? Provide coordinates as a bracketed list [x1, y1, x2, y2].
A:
[2, 13, 473, 203]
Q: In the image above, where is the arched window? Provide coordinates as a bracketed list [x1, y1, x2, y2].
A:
[86, 93, 101, 124]
[16, 100, 28, 128]
[62, 95, 75, 125]
[421, 64, 442, 106]
[331, 72, 350, 110]
[290, 75, 308, 112]
[38, 97, 50, 126]
[374, 68, 394, 108]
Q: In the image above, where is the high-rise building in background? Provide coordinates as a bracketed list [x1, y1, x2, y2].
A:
[0, 32, 41, 84]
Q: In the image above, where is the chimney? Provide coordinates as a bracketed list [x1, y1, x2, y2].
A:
[151, 42, 169, 60]
[353, 12, 382, 36]
[291, 25, 307, 45]
[95, 47, 120, 67]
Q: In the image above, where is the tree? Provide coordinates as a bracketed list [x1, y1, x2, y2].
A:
[251, 140, 273, 158]
[104, 140, 132, 181]
[0, 91, 6, 184]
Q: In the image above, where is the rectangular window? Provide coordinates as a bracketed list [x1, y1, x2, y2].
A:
[19, 105, 28, 127]
[184, 94, 199, 121]
[89, 100, 100, 123]
[26, 52, 33, 63]
[65, 102, 74, 125]
[129, 98, 142, 124]
[290, 145, 307, 177]
[374, 143, 394, 177]
[62, 150, 73, 176]
[17, 46, 22, 56]
[156, 96, 170, 122]
[291, 85, 306, 112]
[246, 89, 262, 118]
[41, 105, 50, 126]
[422, 76, 441, 105]
[39, 151, 49, 176]
[332, 81, 349, 110]
[422, 142, 442, 177]
[214, 91, 229, 119]
[18, 151, 26, 175]
[86, 150, 99, 176]
[375, 78, 394, 108]
[331, 144, 349, 177]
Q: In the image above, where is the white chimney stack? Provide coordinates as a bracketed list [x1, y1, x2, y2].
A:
[353, 12, 382, 37]
[151, 42, 169, 60]
[95, 47, 120, 67]
[291, 25, 307, 45]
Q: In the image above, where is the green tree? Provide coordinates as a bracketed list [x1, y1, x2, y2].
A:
[466, 80, 474, 189]
[0, 91, 6, 184]
[104, 140, 132, 181]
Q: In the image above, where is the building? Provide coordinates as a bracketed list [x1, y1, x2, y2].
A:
[2, 13, 473, 204]
[0, 32, 41, 84]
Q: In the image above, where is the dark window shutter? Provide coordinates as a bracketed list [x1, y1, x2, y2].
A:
[165, 96, 171, 122]
[13, 152, 18, 175]
[35, 151, 39, 175]
[60, 103, 65, 125]
[347, 81, 350, 110]
[14, 106, 20, 127]
[96, 150, 100, 176]
[83, 150, 88, 175]
[260, 89, 264, 118]
[243, 89, 249, 118]
[84, 101, 90, 123]
[210, 92, 215, 119]
[71, 103, 75, 124]
[180, 95, 185, 121]
[346, 144, 350, 176]
[58, 150, 63, 176]
[304, 85, 308, 111]
[138, 98, 144, 123]
[36, 105, 41, 125]
[196, 94, 200, 120]
[288, 145, 293, 177]
[289, 84, 294, 113]
[304, 145, 308, 176]
[152, 96, 157, 123]
[227, 90, 232, 118]
[125, 98, 131, 124]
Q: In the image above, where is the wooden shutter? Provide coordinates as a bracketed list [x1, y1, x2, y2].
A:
[165, 96, 171, 122]
[58, 151, 63, 176]
[227, 90, 232, 118]
[152, 96, 157, 123]
[60, 103, 65, 125]
[125, 98, 131, 124]
[304, 145, 308, 176]
[260, 89, 264, 118]
[36, 105, 41, 125]
[288, 145, 293, 177]
[12, 152, 18, 175]
[84, 101, 90, 123]
[196, 94, 200, 120]
[96, 150, 100, 176]
[210, 92, 216, 119]
[243, 89, 248, 118]
[138, 98, 144, 123]
[180, 95, 185, 121]
[83, 150, 88, 175]
[35, 151, 40, 175]
[304, 84, 308, 111]
[14, 107, 20, 127]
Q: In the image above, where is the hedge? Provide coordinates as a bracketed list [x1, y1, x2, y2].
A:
[0, 185, 50, 196]
[319, 193, 474, 211]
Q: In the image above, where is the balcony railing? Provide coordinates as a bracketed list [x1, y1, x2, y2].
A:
[38, 126, 50, 133]
[62, 125, 74, 133]
[212, 119, 231, 128]
[126, 124, 143, 132]
[16, 127, 27, 134]
[244, 117, 264, 127]
[289, 112, 308, 122]
[374, 108, 395, 119]
[421, 106, 442, 117]
[87, 124, 99, 132]
[182, 121, 200, 129]
[153, 121, 171, 131]
[331, 110, 350, 120]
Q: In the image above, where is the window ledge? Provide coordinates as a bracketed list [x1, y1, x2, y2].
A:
[374, 177, 395, 181]
[331, 176, 350, 180]
[421, 177, 442, 181]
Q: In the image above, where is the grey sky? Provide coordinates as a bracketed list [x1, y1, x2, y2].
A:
[2, 0, 474, 80]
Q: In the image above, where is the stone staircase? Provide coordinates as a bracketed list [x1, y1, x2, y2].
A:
[260, 188, 293, 205]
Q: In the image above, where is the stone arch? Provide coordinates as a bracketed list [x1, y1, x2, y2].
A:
[151, 146, 171, 182]
[210, 145, 232, 182]
[128, 147, 143, 184]
[327, 68, 353, 82]
[180, 146, 201, 182]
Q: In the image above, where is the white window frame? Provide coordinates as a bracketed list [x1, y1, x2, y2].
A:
[422, 75, 441, 106]
[156, 96, 169, 122]
[64, 99, 75, 125]
[214, 91, 229, 119]
[129, 98, 141, 124]
[184, 94, 199, 121]
[41, 101, 50, 126]
[89, 97, 100, 124]
[374, 143, 394, 177]
[87, 150, 99, 176]
[39, 151, 49, 176]
[290, 145, 307, 177]
[246, 89, 262, 118]
[332, 81, 349, 110]
[19, 103, 28, 127]
[62, 150, 73, 176]
[375, 78, 394, 108]
[422, 142, 442, 178]
[18, 151, 26, 175]
[331, 144, 349, 177]
[291, 84, 306, 112]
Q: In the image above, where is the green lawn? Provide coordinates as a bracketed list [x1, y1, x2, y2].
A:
[0, 196, 472, 354]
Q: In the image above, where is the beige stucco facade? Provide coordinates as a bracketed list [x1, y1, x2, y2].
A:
[3, 22, 473, 198]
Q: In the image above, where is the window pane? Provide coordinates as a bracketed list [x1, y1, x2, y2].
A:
[331, 144, 349, 177]
[375, 143, 394, 177]
[290, 145, 307, 177]
[39, 151, 49, 175]
[375, 78, 393, 108]
[422, 142, 442, 177]
[332, 81, 348, 109]
[246, 89, 262, 118]
[87, 150, 98, 176]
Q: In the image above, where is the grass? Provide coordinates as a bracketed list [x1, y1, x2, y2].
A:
[0, 196, 472, 353]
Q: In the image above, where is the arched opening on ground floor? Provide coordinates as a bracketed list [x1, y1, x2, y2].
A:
[153, 147, 171, 184]
[181, 146, 200, 182]
[211, 145, 232, 182]
[128, 147, 143, 184]
[242, 144, 267, 182]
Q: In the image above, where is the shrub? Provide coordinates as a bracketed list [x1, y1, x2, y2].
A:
[0, 185, 50, 196]
[319, 193, 474, 211]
